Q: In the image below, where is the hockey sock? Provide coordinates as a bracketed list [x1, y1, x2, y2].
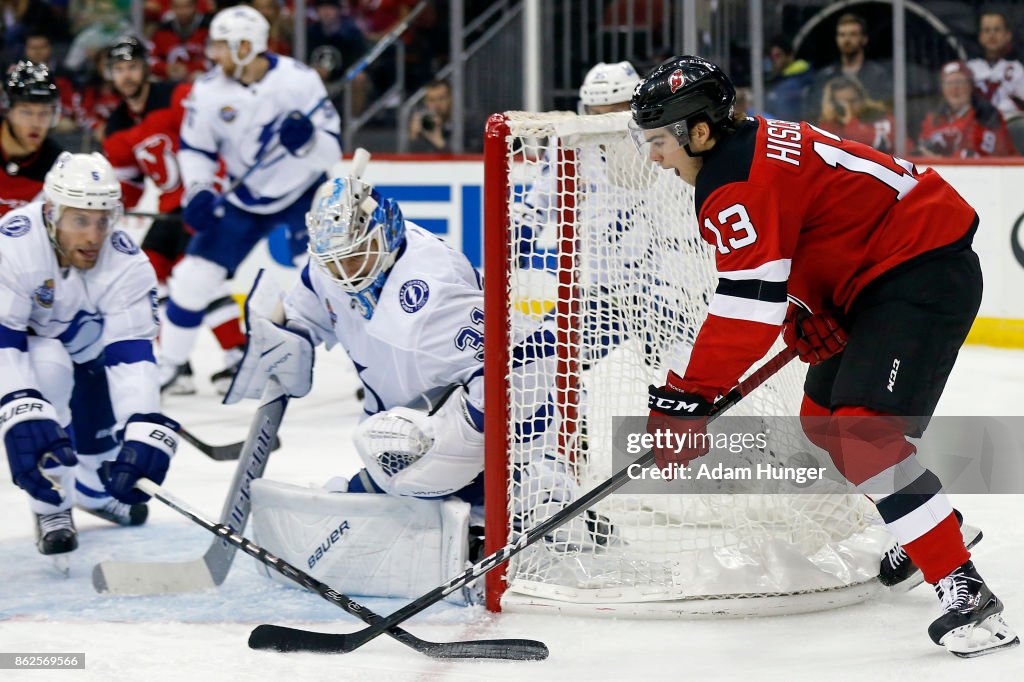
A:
[205, 296, 246, 351]
[161, 301, 204, 366]
[798, 393, 831, 452]
[903, 511, 970, 584]
[73, 449, 119, 509]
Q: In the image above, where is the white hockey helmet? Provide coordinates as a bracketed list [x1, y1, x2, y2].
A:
[208, 5, 269, 76]
[44, 152, 121, 218]
[306, 175, 406, 295]
[578, 61, 641, 113]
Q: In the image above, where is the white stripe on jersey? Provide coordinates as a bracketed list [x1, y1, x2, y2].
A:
[718, 258, 792, 282]
[709, 294, 788, 325]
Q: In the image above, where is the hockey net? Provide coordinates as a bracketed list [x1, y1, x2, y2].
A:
[482, 111, 890, 617]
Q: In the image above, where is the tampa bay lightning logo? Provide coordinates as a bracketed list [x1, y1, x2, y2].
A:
[0, 215, 31, 237]
[111, 230, 139, 255]
[399, 280, 430, 313]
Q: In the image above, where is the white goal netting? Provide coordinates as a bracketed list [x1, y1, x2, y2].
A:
[483, 111, 890, 617]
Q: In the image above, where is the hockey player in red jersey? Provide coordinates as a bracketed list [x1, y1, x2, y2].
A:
[0, 62, 65, 217]
[103, 36, 245, 395]
[631, 55, 1018, 658]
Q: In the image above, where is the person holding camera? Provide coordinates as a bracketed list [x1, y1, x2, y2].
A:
[409, 79, 453, 152]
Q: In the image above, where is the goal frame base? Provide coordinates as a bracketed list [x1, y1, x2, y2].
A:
[499, 579, 887, 619]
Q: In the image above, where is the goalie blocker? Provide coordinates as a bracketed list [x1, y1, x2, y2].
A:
[250, 479, 479, 604]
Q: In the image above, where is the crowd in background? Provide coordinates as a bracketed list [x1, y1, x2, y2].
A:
[758, 10, 1024, 157]
[3, 1, 1024, 157]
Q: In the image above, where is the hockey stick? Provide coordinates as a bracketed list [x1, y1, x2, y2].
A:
[250, 346, 800, 656]
[135, 478, 547, 661]
[213, 96, 332, 213]
[178, 425, 281, 461]
[91, 381, 287, 594]
[125, 210, 183, 222]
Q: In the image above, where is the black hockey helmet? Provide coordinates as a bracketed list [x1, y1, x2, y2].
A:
[3, 60, 59, 108]
[106, 35, 149, 69]
[631, 55, 736, 131]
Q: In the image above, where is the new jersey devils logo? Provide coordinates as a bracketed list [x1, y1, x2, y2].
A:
[669, 69, 685, 93]
[133, 133, 181, 192]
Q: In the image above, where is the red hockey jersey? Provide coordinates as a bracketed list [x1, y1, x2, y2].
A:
[681, 116, 977, 399]
[103, 81, 190, 213]
[917, 97, 1016, 158]
[0, 134, 64, 217]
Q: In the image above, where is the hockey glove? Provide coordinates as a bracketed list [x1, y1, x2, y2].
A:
[101, 413, 180, 504]
[1, 390, 77, 505]
[182, 187, 221, 233]
[647, 372, 714, 474]
[783, 305, 847, 365]
[279, 110, 315, 156]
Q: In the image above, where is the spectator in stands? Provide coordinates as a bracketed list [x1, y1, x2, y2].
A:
[20, 30, 78, 133]
[63, 0, 132, 78]
[409, 78, 455, 152]
[250, 0, 291, 55]
[0, 0, 70, 64]
[817, 75, 901, 153]
[308, 0, 369, 113]
[72, 48, 121, 142]
[918, 60, 1016, 158]
[803, 13, 891, 120]
[967, 9, 1024, 121]
[150, 0, 210, 82]
[764, 35, 813, 122]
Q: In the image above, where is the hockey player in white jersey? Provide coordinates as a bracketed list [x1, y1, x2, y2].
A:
[161, 4, 343, 392]
[223, 154, 602, 602]
[0, 152, 181, 562]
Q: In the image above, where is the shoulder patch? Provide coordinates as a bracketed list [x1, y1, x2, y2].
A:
[34, 278, 55, 308]
[0, 215, 32, 238]
[220, 105, 237, 123]
[399, 279, 430, 313]
[111, 230, 140, 255]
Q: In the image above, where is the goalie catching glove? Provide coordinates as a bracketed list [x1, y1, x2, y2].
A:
[354, 385, 484, 498]
[224, 270, 315, 404]
[647, 371, 714, 473]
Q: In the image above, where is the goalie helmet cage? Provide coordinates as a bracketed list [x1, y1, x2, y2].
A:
[482, 110, 890, 618]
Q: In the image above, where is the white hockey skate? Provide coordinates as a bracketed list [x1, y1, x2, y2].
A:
[35, 509, 77, 577]
[929, 560, 1020, 658]
[159, 360, 196, 395]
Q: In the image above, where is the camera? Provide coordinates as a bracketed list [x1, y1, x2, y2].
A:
[421, 113, 437, 132]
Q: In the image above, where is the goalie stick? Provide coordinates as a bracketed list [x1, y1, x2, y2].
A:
[249, 346, 800, 657]
[178, 425, 281, 461]
[91, 381, 287, 594]
[134, 478, 548, 661]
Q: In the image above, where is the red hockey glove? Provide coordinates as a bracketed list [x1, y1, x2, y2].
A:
[783, 306, 847, 365]
[647, 371, 714, 474]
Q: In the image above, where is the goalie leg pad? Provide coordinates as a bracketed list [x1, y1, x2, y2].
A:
[250, 479, 473, 603]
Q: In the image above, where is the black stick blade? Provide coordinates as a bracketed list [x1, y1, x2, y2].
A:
[248, 624, 548, 661]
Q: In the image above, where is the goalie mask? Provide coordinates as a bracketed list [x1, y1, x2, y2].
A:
[629, 55, 736, 158]
[306, 176, 406, 316]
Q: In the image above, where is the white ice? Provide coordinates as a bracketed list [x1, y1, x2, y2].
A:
[1, 337, 1021, 682]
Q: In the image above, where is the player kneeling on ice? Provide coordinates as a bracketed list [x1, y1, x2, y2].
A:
[0, 153, 180, 565]
[224, 155, 604, 603]
[632, 55, 1016, 657]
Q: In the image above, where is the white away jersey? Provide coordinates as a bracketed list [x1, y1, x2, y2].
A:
[284, 224, 484, 416]
[968, 57, 1024, 119]
[179, 54, 342, 215]
[0, 203, 161, 427]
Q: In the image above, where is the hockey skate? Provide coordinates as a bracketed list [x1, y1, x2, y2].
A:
[928, 560, 1019, 658]
[80, 498, 148, 526]
[160, 360, 196, 395]
[210, 347, 244, 395]
[35, 510, 77, 576]
[879, 509, 983, 590]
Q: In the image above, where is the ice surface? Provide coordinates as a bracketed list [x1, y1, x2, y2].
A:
[1, 335, 1021, 681]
